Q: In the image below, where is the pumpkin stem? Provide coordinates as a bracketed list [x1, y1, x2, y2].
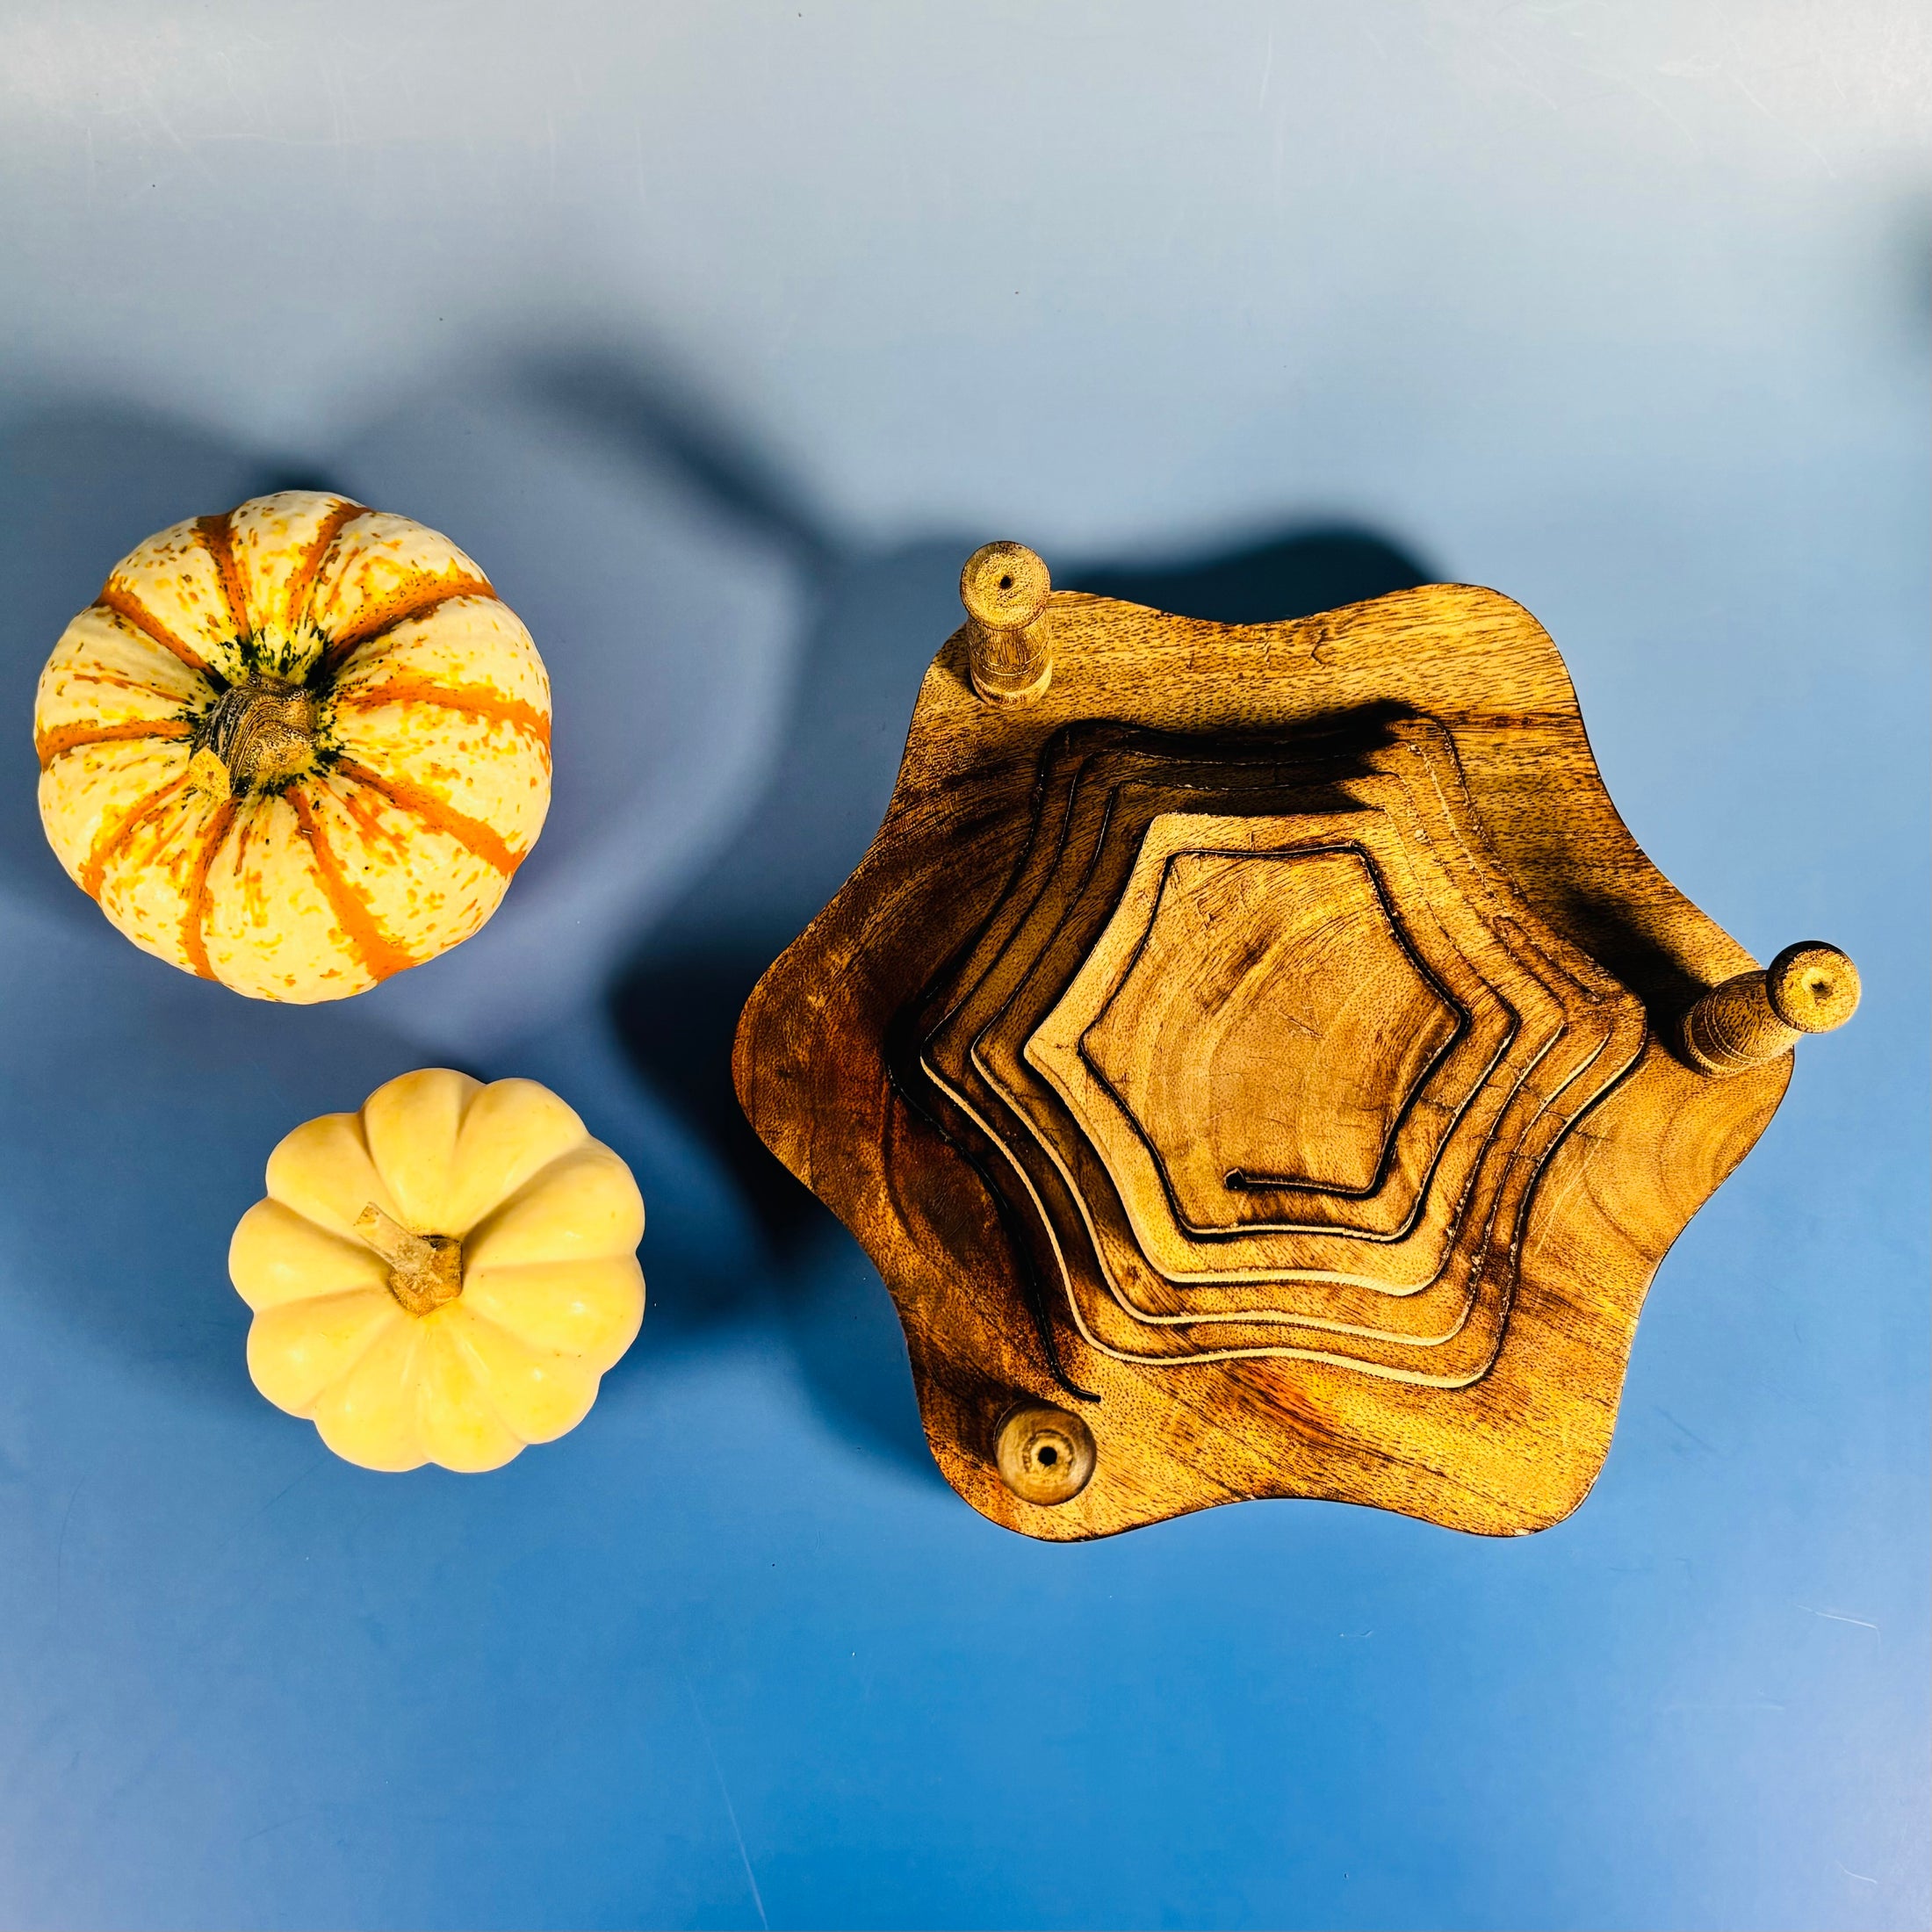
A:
[356, 1203, 464, 1317]
[191, 674, 320, 794]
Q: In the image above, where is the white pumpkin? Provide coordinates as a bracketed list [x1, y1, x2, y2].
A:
[230, 1070, 645, 1471]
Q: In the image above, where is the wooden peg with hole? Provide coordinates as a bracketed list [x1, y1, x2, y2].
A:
[962, 542, 1054, 704]
[996, 1403, 1096, 1506]
[1681, 941, 1861, 1075]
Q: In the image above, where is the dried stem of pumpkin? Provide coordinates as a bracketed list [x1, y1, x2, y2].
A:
[356, 1203, 464, 1316]
[190, 675, 320, 797]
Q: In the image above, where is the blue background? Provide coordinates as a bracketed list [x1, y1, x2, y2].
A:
[0, 5, 1926, 1927]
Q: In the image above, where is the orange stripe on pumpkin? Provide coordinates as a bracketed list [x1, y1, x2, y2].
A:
[36, 718, 194, 769]
[180, 798, 238, 980]
[284, 498, 370, 635]
[334, 676, 551, 752]
[95, 587, 211, 675]
[78, 771, 193, 900]
[316, 578, 498, 677]
[333, 757, 522, 876]
[60, 668, 194, 700]
[287, 785, 419, 983]
[330, 775, 414, 854]
[195, 512, 253, 642]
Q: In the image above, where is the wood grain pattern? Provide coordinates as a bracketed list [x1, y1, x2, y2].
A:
[734, 559, 1854, 1541]
[1069, 844, 1459, 1203]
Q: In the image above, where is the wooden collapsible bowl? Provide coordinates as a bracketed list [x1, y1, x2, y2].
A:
[734, 547, 1857, 1541]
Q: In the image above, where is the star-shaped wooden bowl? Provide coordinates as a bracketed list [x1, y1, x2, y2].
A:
[734, 544, 1858, 1541]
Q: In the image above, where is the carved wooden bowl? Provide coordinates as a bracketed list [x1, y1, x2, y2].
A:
[734, 548, 1857, 1541]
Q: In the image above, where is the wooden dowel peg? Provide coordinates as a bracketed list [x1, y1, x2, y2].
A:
[995, 1402, 1095, 1505]
[1681, 941, 1861, 1076]
[962, 542, 1054, 705]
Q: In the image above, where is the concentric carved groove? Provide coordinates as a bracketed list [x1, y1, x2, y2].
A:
[1074, 844, 1461, 1207]
[1030, 818, 1493, 1249]
[905, 721, 1647, 1387]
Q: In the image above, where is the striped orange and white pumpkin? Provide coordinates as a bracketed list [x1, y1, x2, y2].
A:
[33, 491, 551, 1002]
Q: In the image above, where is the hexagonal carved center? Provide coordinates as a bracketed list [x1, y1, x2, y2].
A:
[1063, 844, 1460, 1226]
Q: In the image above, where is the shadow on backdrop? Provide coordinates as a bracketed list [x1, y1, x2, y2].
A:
[0, 371, 1431, 1482]
[573, 345, 1434, 1474]
[0, 384, 928, 1471]
[609, 529, 1435, 1255]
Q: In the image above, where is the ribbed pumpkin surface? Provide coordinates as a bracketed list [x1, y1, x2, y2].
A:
[230, 1070, 645, 1472]
[34, 491, 551, 1001]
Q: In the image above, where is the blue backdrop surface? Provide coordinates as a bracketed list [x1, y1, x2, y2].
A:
[0, 5, 1926, 1928]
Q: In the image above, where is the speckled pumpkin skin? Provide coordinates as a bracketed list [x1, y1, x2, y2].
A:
[231, 1070, 645, 1473]
[34, 492, 551, 1001]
